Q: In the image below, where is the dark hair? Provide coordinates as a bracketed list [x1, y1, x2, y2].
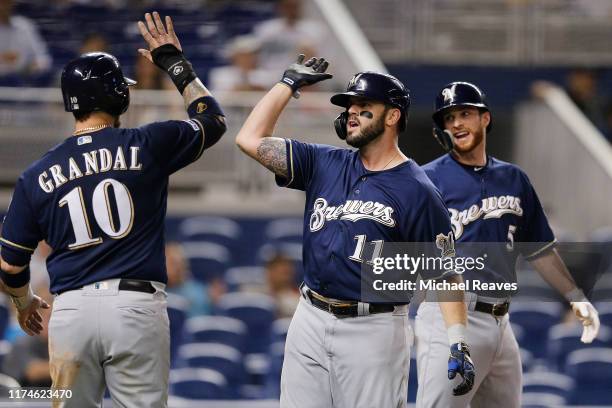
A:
[73, 111, 92, 122]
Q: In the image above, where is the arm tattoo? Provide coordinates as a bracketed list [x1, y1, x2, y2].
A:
[257, 138, 288, 178]
[182, 78, 211, 108]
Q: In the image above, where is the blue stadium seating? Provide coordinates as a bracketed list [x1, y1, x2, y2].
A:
[167, 294, 189, 364]
[217, 293, 276, 354]
[510, 302, 562, 358]
[181, 241, 231, 283]
[170, 368, 229, 400]
[522, 372, 574, 401]
[178, 343, 245, 397]
[183, 316, 248, 353]
[547, 323, 612, 369]
[0, 304, 9, 340]
[565, 348, 612, 405]
[521, 392, 567, 408]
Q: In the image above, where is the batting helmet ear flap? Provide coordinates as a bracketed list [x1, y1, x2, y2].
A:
[433, 126, 454, 153]
[334, 111, 348, 140]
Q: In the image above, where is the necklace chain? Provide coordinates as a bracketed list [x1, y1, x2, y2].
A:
[381, 151, 401, 171]
[73, 124, 110, 135]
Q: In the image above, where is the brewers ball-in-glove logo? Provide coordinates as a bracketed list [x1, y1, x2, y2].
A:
[436, 231, 456, 258]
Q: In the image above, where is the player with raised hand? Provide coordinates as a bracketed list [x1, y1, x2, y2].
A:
[236, 58, 474, 406]
[416, 81, 600, 408]
[0, 11, 225, 408]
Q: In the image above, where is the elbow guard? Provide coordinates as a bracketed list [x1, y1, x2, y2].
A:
[187, 96, 227, 150]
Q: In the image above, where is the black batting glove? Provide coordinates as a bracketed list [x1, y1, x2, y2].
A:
[448, 341, 476, 396]
[280, 54, 333, 98]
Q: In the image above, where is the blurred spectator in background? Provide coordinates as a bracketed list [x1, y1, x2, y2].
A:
[166, 242, 213, 317]
[0, 0, 51, 84]
[1, 285, 52, 387]
[253, 0, 325, 72]
[209, 35, 270, 92]
[78, 32, 110, 55]
[265, 254, 299, 318]
[565, 68, 607, 133]
[134, 53, 173, 91]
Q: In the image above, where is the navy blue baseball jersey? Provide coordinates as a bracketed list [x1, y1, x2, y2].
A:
[276, 139, 453, 300]
[423, 153, 556, 285]
[1, 119, 205, 294]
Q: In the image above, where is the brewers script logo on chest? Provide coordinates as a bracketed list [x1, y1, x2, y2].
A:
[450, 195, 523, 238]
[309, 198, 396, 232]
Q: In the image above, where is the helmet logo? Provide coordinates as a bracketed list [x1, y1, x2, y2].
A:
[172, 65, 184, 76]
[442, 85, 457, 103]
[348, 75, 358, 88]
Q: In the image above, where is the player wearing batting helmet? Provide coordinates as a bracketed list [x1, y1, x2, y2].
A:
[0, 12, 226, 407]
[236, 59, 474, 407]
[415, 81, 600, 407]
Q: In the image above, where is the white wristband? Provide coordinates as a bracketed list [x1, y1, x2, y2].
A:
[564, 288, 587, 303]
[448, 323, 467, 346]
[10, 286, 34, 311]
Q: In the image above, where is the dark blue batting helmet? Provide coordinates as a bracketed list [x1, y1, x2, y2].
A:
[61, 52, 136, 116]
[331, 71, 410, 138]
[432, 81, 491, 132]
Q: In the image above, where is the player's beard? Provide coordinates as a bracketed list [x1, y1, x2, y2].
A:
[346, 112, 386, 148]
[453, 126, 484, 154]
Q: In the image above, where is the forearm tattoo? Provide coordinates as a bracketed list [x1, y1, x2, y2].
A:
[182, 78, 211, 109]
[257, 138, 288, 178]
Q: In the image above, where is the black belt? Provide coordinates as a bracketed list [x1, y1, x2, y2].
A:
[304, 289, 397, 318]
[57, 279, 156, 295]
[474, 301, 509, 317]
[118, 279, 156, 294]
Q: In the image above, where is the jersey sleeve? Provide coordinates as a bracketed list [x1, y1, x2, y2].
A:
[518, 171, 556, 260]
[0, 175, 42, 266]
[140, 120, 205, 175]
[275, 139, 324, 191]
[403, 183, 456, 280]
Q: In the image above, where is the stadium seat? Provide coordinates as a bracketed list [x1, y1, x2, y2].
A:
[257, 242, 303, 263]
[244, 352, 270, 388]
[264, 218, 303, 242]
[565, 348, 612, 405]
[509, 302, 562, 358]
[0, 341, 12, 371]
[181, 241, 230, 283]
[522, 372, 574, 401]
[0, 303, 9, 340]
[547, 323, 612, 369]
[225, 266, 266, 292]
[217, 292, 276, 354]
[0, 373, 20, 393]
[167, 294, 190, 364]
[519, 347, 534, 373]
[178, 343, 245, 396]
[596, 302, 612, 330]
[184, 316, 248, 352]
[271, 317, 292, 344]
[170, 368, 229, 400]
[263, 341, 285, 399]
[521, 392, 566, 408]
[179, 215, 242, 248]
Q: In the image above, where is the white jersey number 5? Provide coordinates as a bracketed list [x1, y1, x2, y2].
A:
[59, 178, 134, 249]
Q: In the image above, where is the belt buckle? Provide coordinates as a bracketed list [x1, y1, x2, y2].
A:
[491, 303, 504, 317]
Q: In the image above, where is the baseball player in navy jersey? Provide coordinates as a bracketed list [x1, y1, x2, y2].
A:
[236, 58, 475, 407]
[416, 81, 601, 408]
[0, 12, 226, 407]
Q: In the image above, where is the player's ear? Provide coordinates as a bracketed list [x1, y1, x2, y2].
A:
[481, 111, 491, 130]
[386, 107, 401, 128]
